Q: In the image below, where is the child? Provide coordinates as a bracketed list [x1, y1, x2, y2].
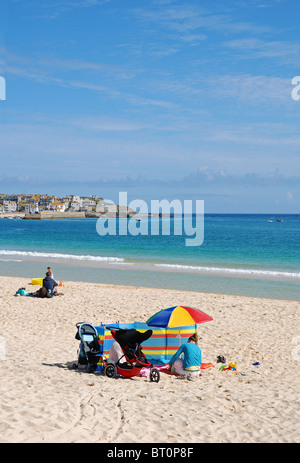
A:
[47, 267, 54, 278]
[169, 333, 202, 380]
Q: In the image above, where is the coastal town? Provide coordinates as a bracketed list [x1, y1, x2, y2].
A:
[0, 193, 136, 219]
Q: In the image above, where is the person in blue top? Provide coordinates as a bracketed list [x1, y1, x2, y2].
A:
[43, 271, 58, 297]
[169, 333, 201, 380]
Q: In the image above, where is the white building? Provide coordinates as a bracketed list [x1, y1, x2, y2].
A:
[82, 198, 96, 208]
[25, 203, 38, 214]
[96, 200, 118, 214]
[3, 201, 17, 213]
[62, 198, 71, 210]
[70, 202, 81, 211]
[49, 201, 66, 212]
[72, 196, 82, 205]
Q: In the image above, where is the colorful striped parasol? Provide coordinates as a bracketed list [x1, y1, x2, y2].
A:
[146, 305, 213, 328]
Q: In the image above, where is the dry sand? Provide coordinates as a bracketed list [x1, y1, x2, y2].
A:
[0, 275, 299, 443]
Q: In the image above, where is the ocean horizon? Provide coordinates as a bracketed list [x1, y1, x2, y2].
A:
[0, 213, 299, 301]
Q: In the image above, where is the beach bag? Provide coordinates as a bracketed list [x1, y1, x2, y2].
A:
[15, 288, 29, 296]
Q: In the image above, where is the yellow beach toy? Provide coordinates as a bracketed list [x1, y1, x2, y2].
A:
[31, 278, 43, 285]
[219, 361, 237, 371]
[31, 278, 65, 286]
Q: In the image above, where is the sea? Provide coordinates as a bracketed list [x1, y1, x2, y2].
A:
[0, 214, 299, 301]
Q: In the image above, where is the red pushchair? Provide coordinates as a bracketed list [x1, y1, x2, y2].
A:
[103, 327, 160, 382]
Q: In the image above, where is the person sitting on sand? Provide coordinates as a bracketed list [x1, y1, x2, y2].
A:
[43, 271, 58, 297]
[168, 333, 201, 380]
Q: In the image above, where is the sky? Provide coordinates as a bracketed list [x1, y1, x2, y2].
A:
[0, 0, 299, 212]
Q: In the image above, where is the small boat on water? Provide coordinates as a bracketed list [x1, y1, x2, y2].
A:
[276, 217, 283, 222]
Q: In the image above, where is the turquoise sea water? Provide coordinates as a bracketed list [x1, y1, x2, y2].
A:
[0, 214, 299, 301]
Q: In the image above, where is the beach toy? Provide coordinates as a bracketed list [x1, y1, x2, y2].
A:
[219, 365, 228, 371]
[31, 278, 43, 285]
[219, 362, 237, 371]
[252, 362, 260, 366]
[59, 281, 65, 287]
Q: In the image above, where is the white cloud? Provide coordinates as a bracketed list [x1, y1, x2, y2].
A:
[180, 34, 207, 45]
[209, 74, 291, 103]
[4, 57, 176, 110]
[10, 0, 112, 20]
[135, 3, 270, 37]
[224, 38, 300, 64]
[146, 72, 292, 106]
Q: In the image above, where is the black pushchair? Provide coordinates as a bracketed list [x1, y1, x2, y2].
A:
[103, 327, 160, 382]
[73, 323, 103, 373]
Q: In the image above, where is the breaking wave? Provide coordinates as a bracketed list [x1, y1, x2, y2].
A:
[154, 263, 300, 279]
[0, 250, 124, 263]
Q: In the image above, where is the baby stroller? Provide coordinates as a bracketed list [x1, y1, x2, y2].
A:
[73, 323, 103, 373]
[104, 327, 160, 383]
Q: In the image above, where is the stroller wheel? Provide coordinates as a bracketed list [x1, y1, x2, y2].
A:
[149, 368, 160, 383]
[104, 363, 117, 379]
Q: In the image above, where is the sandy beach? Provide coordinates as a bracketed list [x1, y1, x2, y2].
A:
[0, 275, 299, 443]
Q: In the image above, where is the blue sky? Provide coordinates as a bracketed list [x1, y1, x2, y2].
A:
[0, 0, 299, 212]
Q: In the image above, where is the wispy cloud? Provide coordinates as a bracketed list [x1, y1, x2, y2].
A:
[12, 0, 112, 18]
[2, 49, 137, 79]
[180, 34, 207, 45]
[4, 53, 176, 110]
[207, 74, 291, 104]
[181, 168, 300, 188]
[145, 71, 292, 107]
[37, 57, 138, 80]
[2, 168, 299, 192]
[149, 47, 180, 57]
[135, 3, 270, 38]
[224, 38, 300, 64]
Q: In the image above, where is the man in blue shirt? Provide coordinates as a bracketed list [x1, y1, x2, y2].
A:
[169, 333, 201, 380]
[43, 271, 58, 297]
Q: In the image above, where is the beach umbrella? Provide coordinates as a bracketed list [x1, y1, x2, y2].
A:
[146, 306, 213, 345]
[146, 306, 213, 328]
